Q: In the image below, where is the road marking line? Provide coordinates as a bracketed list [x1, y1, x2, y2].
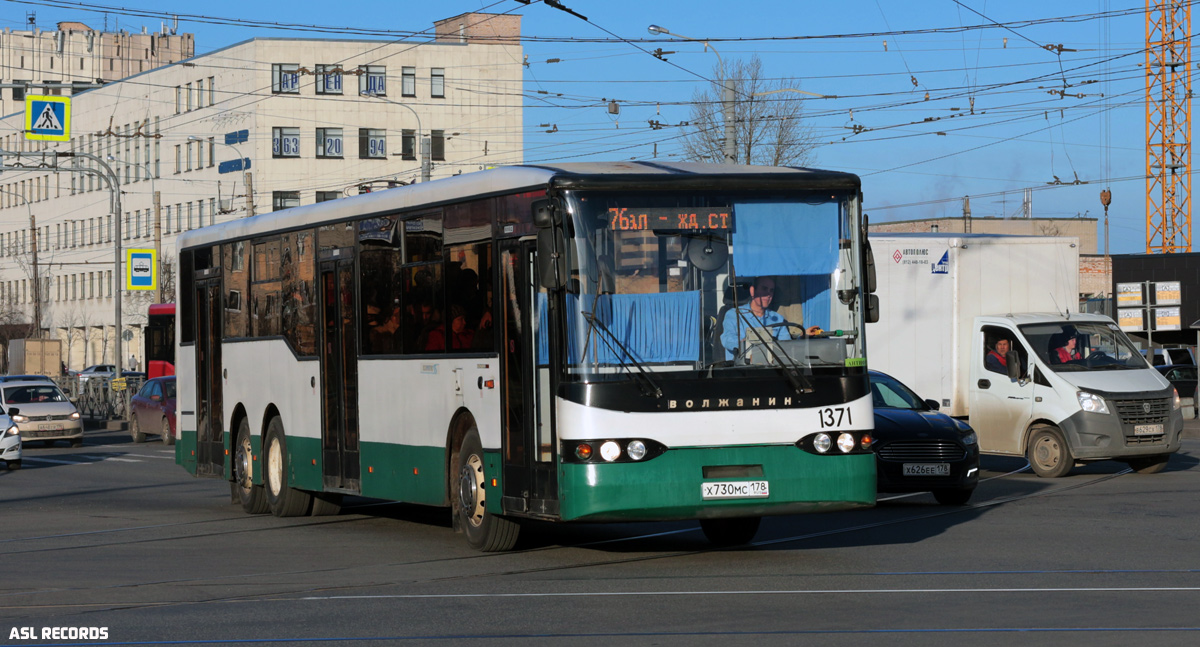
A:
[18, 457, 93, 465]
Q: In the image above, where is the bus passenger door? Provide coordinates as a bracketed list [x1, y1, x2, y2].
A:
[194, 271, 224, 477]
[319, 255, 361, 492]
[499, 239, 559, 517]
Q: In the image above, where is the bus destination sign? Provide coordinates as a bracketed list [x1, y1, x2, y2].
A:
[607, 207, 734, 232]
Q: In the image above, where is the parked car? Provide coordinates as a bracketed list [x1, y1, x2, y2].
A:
[0, 411, 19, 469]
[869, 370, 980, 505]
[0, 375, 53, 383]
[1141, 348, 1195, 367]
[77, 364, 117, 382]
[129, 376, 175, 445]
[1155, 364, 1198, 417]
[0, 380, 83, 447]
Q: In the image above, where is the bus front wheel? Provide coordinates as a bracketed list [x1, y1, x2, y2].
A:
[454, 429, 518, 552]
[699, 517, 761, 547]
[264, 417, 311, 517]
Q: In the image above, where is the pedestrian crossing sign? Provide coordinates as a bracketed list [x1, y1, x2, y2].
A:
[24, 95, 71, 141]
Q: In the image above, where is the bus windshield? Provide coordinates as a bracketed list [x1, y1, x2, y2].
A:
[557, 189, 864, 381]
[1020, 321, 1149, 372]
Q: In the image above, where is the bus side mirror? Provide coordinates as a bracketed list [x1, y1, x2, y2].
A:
[531, 199, 560, 229]
[865, 293, 879, 323]
[537, 228, 567, 291]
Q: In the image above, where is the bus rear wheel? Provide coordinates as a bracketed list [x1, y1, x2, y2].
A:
[233, 418, 268, 514]
[454, 429, 518, 552]
[264, 417, 311, 517]
[699, 517, 761, 547]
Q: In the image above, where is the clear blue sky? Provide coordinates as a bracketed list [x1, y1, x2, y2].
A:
[5, 0, 1158, 253]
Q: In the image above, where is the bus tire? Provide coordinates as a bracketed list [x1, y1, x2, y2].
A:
[699, 517, 761, 547]
[311, 493, 343, 516]
[130, 417, 146, 443]
[264, 417, 311, 517]
[454, 429, 519, 552]
[1026, 425, 1072, 478]
[161, 418, 175, 446]
[233, 418, 268, 514]
[1125, 454, 1170, 474]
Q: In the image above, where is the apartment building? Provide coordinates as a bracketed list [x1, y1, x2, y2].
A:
[0, 12, 523, 370]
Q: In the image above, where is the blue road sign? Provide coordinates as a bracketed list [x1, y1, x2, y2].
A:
[225, 129, 249, 145]
[218, 158, 252, 174]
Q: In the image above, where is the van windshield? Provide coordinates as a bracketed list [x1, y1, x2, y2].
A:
[1019, 321, 1148, 372]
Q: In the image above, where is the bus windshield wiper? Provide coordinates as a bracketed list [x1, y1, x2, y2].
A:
[733, 309, 814, 395]
[581, 310, 663, 399]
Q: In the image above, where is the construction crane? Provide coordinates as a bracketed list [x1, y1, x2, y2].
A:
[1145, 0, 1192, 253]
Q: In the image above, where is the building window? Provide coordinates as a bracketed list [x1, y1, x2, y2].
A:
[401, 66, 415, 97]
[272, 63, 300, 94]
[273, 191, 300, 211]
[186, 82, 193, 111]
[272, 127, 300, 158]
[360, 128, 386, 159]
[316, 191, 341, 203]
[209, 76, 215, 105]
[174, 85, 180, 113]
[431, 130, 445, 161]
[199, 200, 207, 227]
[174, 145, 181, 174]
[208, 137, 215, 167]
[316, 64, 342, 95]
[431, 67, 444, 98]
[186, 141, 193, 171]
[316, 128, 343, 159]
[360, 65, 386, 96]
[401, 129, 416, 160]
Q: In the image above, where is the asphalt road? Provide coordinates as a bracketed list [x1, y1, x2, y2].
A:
[2, 423, 1200, 646]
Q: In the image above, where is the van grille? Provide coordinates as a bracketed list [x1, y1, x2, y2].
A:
[1113, 398, 1170, 426]
[877, 441, 965, 462]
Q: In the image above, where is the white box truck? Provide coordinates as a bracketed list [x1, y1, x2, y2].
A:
[867, 234, 1183, 477]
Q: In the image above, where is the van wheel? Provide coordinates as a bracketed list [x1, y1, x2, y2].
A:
[161, 418, 175, 446]
[1026, 425, 1072, 478]
[453, 429, 519, 551]
[130, 417, 145, 443]
[264, 417, 311, 517]
[699, 517, 761, 547]
[1125, 454, 1170, 474]
[232, 418, 268, 514]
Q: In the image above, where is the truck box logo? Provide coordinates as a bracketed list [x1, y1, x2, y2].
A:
[932, 251, 950, 274]
[893, 250, 903, 263]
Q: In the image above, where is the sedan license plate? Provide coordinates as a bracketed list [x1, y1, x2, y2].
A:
[1134, 424, 1163, 436]
[903, 463, 950, 477]
[40, 423, 64, 431]
[701, 480, 769, 500]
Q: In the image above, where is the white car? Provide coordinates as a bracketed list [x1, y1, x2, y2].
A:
[0, 412, 19, 469]
[76, 364, 116, 382]
[1, 381, 83, 447]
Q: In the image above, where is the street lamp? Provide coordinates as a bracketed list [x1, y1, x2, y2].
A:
[191, 135, 255, 216]
[360, 91, 431, 182]
[648, 24, 735, 164]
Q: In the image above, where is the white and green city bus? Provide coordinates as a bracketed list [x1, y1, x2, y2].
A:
[174, 162, 879, 551]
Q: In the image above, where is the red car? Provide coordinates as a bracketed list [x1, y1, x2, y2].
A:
[130, 376, 175, 445]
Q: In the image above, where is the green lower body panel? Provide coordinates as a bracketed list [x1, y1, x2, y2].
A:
[358, 441, 447, 506]
[558, 445, 875, 522]
[284, 436, 324, 492]
[177, 430, 197, 474]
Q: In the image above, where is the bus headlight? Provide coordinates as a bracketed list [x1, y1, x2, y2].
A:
[813, 433, 832, 454]
[599, 441, 621, 462]
[1077, 391, 1109, 415]
[626, 440, 647, 461]
[836, 433, 855, 453]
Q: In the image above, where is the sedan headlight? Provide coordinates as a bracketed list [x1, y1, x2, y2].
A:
[10, 414, 27, 424]
[961, 431, 978, 446]
[69, 411, 81, 420]
[1077, 391, 1109, 415]
[4, 425, 17, 436]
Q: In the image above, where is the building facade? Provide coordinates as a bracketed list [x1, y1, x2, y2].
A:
[0, 13, 523, 371]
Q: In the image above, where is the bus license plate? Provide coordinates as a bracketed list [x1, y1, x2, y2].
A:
[701, 481, 769, 500]
[903, 463, 950, 476]
[1134, 424, 1163, 436]
[41, 424, 63, 431]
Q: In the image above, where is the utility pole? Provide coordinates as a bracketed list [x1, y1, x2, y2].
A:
[30, 213, 41, 337]
[244, 171, 256, 217]
[153, 190, 164, 303]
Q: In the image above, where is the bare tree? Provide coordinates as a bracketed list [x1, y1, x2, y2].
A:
[681, 55, 819, 167]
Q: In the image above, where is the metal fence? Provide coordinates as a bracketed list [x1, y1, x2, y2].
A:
[54, 374, 145, 422]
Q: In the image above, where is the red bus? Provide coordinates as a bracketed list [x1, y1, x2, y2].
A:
[145, 303, 176, 378]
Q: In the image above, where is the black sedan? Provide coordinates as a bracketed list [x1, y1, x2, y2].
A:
[870, 370, 979, 505]
[1154, 365, 1197, 417]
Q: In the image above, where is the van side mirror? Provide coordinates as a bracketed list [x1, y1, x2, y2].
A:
[864, 242, 877, 294]
[1006, 350, 1022, 380]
